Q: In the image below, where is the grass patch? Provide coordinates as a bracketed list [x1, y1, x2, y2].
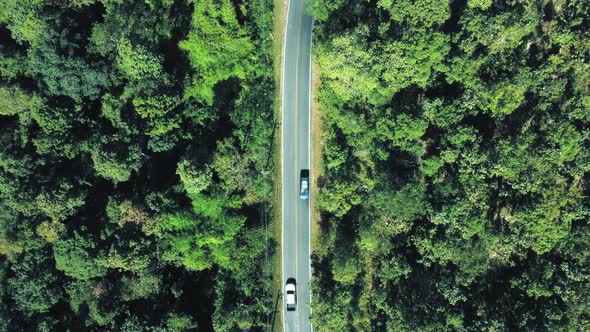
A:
[310, 60, 323, 259]
[270, 0, 287, 331]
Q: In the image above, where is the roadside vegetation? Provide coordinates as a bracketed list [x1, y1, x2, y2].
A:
[308, 0, 590, 330]
[0, 0, 277, 330]
[271, 0, 287, 330]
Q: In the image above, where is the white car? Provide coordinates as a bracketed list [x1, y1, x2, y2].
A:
[285, 278, 297, 311]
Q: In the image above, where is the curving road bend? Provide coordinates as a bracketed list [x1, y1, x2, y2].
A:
[281, 0, 313, 331]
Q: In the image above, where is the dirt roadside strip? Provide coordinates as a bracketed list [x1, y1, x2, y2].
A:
[310, 60, 322, 269]
[271, 0, 287, 331]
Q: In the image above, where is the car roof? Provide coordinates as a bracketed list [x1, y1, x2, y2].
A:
[286, 293, 295, 304]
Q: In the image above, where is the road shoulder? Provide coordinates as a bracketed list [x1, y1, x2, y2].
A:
[271, 0, 287, 331]
[310, 59, 322, 285]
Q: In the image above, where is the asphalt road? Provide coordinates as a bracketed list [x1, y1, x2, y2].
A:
[281, 0, 313, 331]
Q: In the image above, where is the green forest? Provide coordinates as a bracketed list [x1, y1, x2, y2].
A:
[0, 0, 277, 330]
[1, 0, 590, 331]
[309, 0, 590, 331]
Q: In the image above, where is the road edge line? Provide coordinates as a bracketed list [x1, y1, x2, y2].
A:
[307, 15, 314, 332]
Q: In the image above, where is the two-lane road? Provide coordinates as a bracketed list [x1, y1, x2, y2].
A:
[281, 0, 313, 331]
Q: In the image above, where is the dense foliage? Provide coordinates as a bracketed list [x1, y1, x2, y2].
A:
[309, 0, 590, 330]
[0, 0, 277, 330]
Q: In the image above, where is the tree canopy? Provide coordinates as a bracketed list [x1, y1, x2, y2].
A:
[0, 0, 277, 330]
[309, 0, 590, 330]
